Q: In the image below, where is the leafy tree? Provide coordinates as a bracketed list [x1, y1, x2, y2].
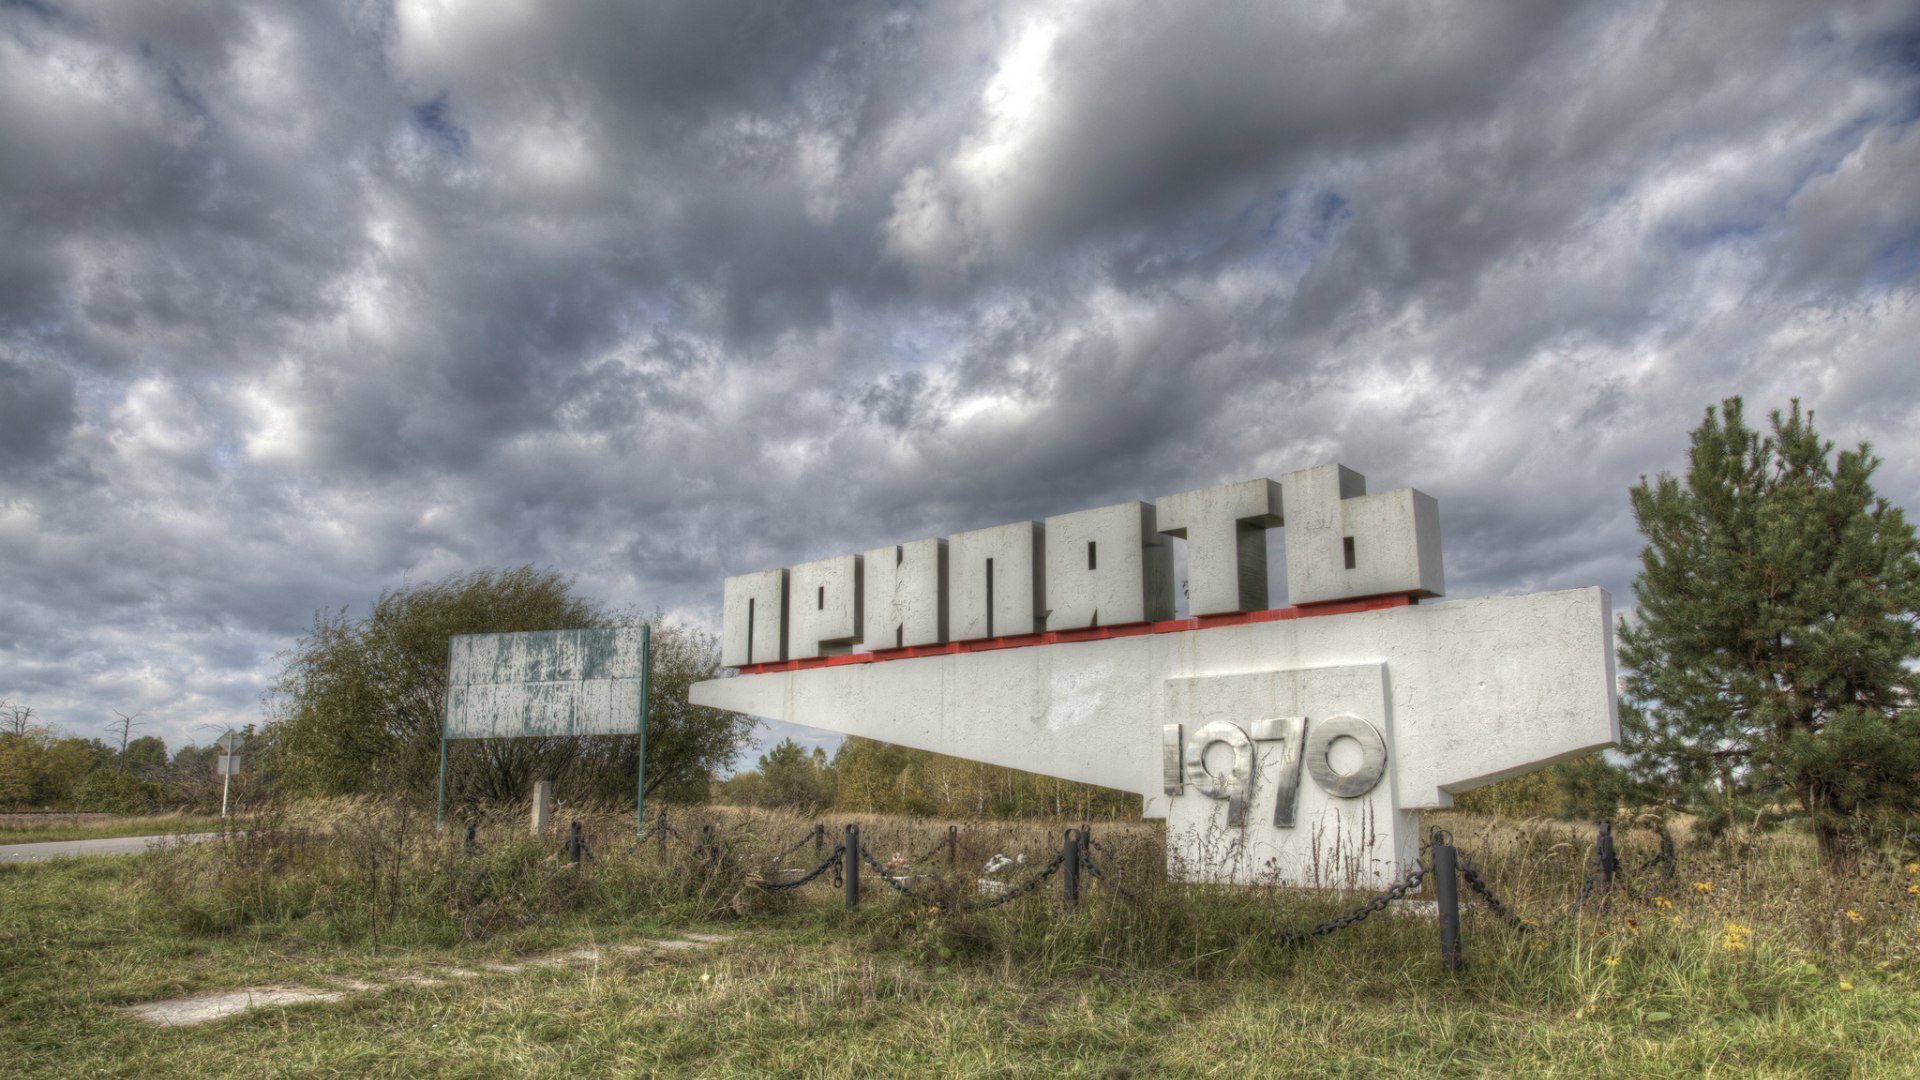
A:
[265, 566, 752, 808]
[722, 738, 833, 811]
[118, 735, 169, 775]
[1618, 397, 1920, 863]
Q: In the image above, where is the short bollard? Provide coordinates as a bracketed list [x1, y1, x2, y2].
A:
[569, 821, 583, 866]
[464, 821, 477, 857]
[844, 824, 861, 910]
[1596, 822, 1619, 891]
[1432, 830, 1462, 973]
[1062, 829, 1081, 911]
[813, 823, 826, 857]
[947, 824, 958, 867]
[700, 823, 716, 860]
[654, 809, 669, 851]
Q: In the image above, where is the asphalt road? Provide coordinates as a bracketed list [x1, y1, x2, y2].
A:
[0, 832, 220, 862]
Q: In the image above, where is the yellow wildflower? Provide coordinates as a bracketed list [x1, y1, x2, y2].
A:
[1907, 884, 1918, 897]
[1839, 980, 1854, 991]
[1846, 910, 1863, 924]
[1653, 896, 1673, 910]
[1692, 881, 1714, 894]
[1906, 862, 1918, 875]
[1722, 922, 1751, 952]
[1605, 955, 1620, 968]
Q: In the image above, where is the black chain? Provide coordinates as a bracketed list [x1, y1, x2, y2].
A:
[1276, 861, 1430, 945]
[859, 845, 943, 905]
[1457, 850, 1597, 931]
[761, 845, 846, 891]
[911, 832, 952, 865]
[967, 853, 1068, 911]
[772, 830, 821, 863]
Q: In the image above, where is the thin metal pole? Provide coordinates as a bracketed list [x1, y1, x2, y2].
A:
[1062, 829, 1080, 911]
[435, 726, 449, 830]
[220, 768, 231, 819]
[844, 824, 860, 910]
[814, 823, 825, 856]
[438, 640, 452, 830]
[636, 624, 652, 838]
[1433, 835, 1462, 973]
[947, 824, 957, 867]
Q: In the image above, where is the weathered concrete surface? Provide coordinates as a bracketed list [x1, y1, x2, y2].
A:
[722, 568, 787, 667]
[1155, 479, 1284, 616]
[1043, 501, 1175, 631]
[949, 520, 1047, 640]
[445, 627, 648, 739]
[120, 935, 734, 1026]
[692, 588, 1617, 886]
[787, 555, 862, 659]
[1278, 464, 1444, 605]
[860, 538, 948, 651]
[0, 832, 220, 862]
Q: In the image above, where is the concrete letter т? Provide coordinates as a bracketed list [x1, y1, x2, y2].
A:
[721, 569, 787, 667]
[948, 521, 1046, 640]
[859, 538, 948, 651]
[1155, 479, 1283, 616]
[787, 555, 863, 660]
[1279, 465, 1444, 605]
[1044, 501, 1175, 630]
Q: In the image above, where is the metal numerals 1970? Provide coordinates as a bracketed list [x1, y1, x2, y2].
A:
[1163, 715, 1388, 828]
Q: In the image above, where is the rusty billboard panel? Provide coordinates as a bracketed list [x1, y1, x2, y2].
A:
[444, 627, 648, 739]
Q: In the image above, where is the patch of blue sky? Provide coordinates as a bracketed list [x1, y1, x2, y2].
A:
[412, 94, 469, 156]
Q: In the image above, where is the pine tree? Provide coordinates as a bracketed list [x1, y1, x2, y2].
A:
[1619, 397, 1920, 865]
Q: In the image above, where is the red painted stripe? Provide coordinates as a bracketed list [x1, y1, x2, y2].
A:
[733, 593, 1416, 675]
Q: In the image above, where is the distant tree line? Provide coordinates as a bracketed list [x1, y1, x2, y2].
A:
[720, 735, 1142, 820]
[0, 711, 234, 813]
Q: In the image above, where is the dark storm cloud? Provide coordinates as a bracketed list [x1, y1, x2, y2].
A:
[1, 0, 1916, 757]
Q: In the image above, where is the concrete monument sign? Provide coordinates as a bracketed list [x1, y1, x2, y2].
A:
[691, 464, 1616, 887]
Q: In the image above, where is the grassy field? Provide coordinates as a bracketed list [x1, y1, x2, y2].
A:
[0, 811, 229, 846]
[0, 804, 1916, 1078]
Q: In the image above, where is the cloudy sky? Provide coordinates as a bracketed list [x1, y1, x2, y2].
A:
[2, 0, 1917, 760]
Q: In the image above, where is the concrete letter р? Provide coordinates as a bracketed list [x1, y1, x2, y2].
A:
[788, 555, 863, 660]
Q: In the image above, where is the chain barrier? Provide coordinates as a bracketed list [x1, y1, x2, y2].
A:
[761, 846, 846, 891]
[772, 829, 821, 864]
[967, 853, 1068, 911]
[1275, 860, 1430, 945]
[1454, 825, 1694, 932]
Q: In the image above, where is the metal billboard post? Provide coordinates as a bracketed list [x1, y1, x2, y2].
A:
[437, 637, 452, 830]
[636, 623, 651, 837]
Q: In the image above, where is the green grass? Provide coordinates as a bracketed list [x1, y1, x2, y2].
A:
[1, 806, 1916, 1078]
[0, 812, 229, 846]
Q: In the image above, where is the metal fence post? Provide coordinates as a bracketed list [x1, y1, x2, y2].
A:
[1062, 829, 1081, 911]
[1596, 822, 1619, 891]
[947, 824, 958, 867]
[655, 809, 668, 853]
[1432, 829, 1462, 973]
[814, 823, 826, 856]
[700, 822, 715, 860]
[844, 824, 861, 910]
[464, 821, 477, 857]
[569, 821, 583, 867]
